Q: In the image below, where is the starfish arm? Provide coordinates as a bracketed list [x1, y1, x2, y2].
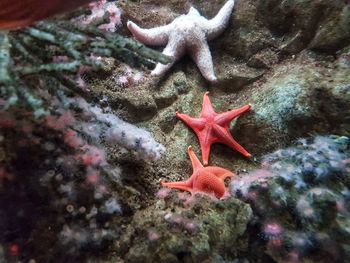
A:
[127, 20, 170, 46]
[151, 37, 185, 76]
[198, 130, 213, 166]
[205, 166, 235, 180]
[176, 112, 206, 130]
[192, 171, 226, 199]
[213, 124, 251, 158]
[189, 40, 217, 83]
[214, 104, 251, 126]
[187, 146, 204, 172]
[200, 92, 216, 118]
[205, 0, 235, 41]
[188, 6, 201, 16]
[160, 180, 192, 193]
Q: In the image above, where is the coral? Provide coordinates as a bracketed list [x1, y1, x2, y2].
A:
[68, 97, 165, 161]
[232, 135, 350, 263]
[114, 66, 144, 88]
[261, 222, 284, 240]
[0, 93, 165, 261]
[82, 0, 122, 32]
[0, 109, 121, 262]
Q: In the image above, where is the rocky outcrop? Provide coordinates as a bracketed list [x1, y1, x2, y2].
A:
[87, 1, 350, 262]
[113, 195, 253, 263]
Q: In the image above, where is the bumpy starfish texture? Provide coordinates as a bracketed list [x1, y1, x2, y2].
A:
[176, 92, 251, 165]
[161, 146, 234, 199]
[127, 0, 235, 82]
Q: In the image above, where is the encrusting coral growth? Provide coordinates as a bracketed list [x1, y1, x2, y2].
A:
[69, 97, 165, 161]
[0, 108, 121, 262]
[232, 136, 350, 263]
[0, 88, 165, 261]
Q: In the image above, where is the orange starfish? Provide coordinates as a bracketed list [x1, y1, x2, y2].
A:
[176, 92, 251, 165]
[160, 146, 235, 199]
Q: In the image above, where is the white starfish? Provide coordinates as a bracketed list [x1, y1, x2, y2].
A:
[127, 0, 235, 83]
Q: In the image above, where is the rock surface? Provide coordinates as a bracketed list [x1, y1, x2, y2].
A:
[113, 195, 252, 263]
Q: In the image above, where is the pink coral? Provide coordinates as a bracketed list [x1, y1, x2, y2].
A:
[78, 145, 106, 167]
[262, 222, 284, 240]
[45, 111, 75, 131]
[86, 168, 100, 185]
[64, 129, 84, 148]
[156, 188, 171, 199]
[83, 0, 122, 32]
[147, 230, 160, 242]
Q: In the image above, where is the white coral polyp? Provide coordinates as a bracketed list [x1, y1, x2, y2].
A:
[88, 105, 165, 161]
[106, 123, 165, 161]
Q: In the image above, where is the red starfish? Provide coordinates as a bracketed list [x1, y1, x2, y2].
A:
[160, 146, 235, 199]
[176, 92, 251, 165]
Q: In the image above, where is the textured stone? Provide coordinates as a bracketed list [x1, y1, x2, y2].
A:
[247, 48, 278, 69]
[309, 6, 350, 53]
[114, 91, 158, 121]
[113, 195, 252, 263]
[215, 56, 264, 91]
